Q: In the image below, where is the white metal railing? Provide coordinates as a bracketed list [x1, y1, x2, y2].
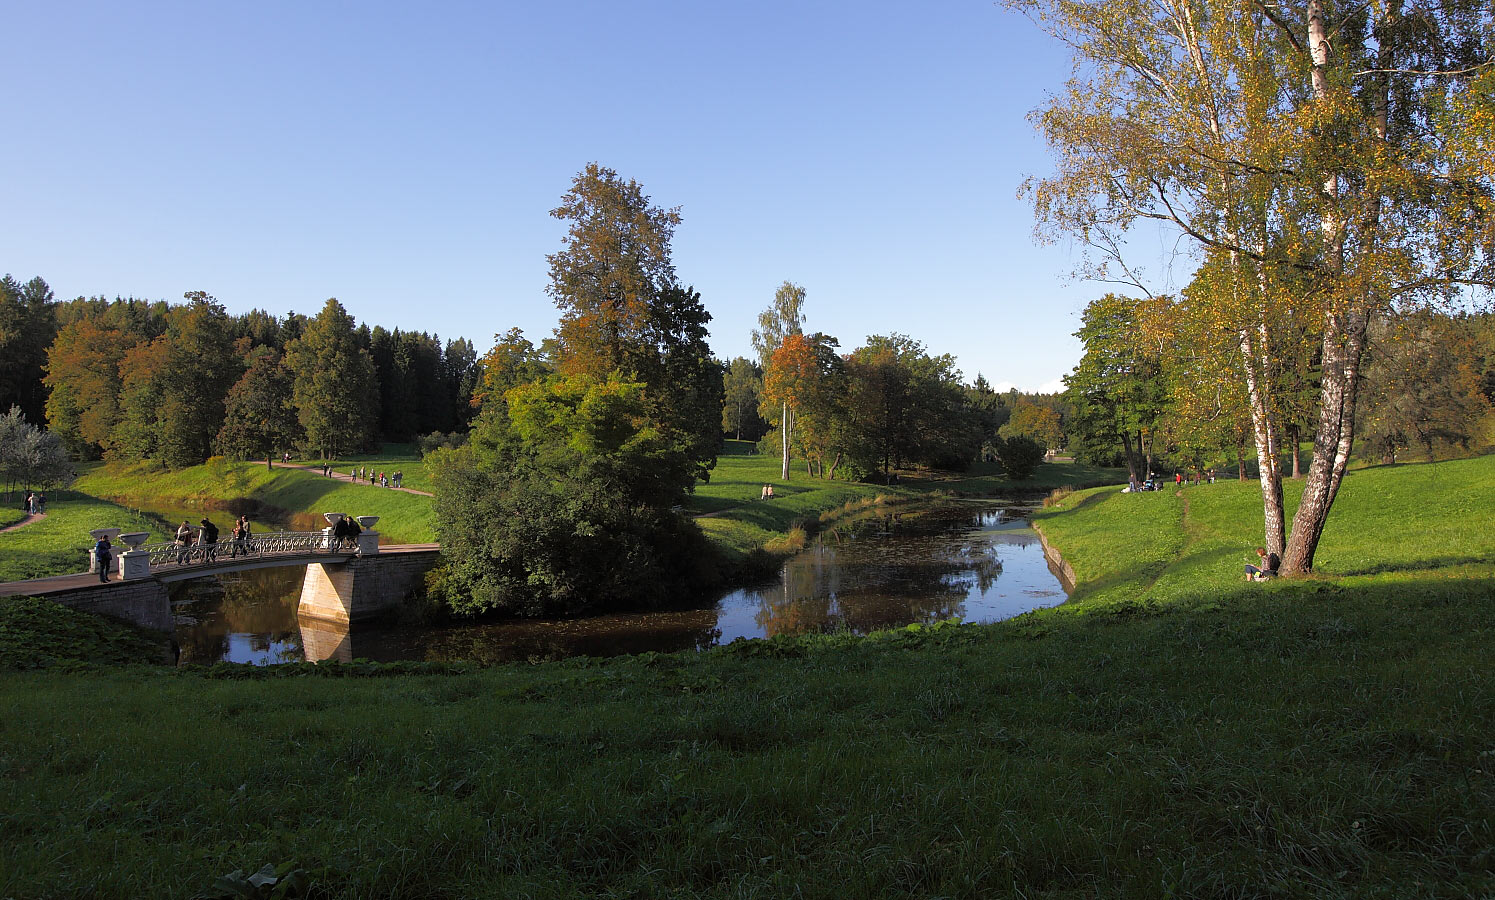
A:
[140, 530, 353, 570]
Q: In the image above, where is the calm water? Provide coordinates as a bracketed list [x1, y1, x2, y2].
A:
[171, 503, 1069, 666]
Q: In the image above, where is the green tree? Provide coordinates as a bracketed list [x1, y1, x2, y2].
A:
[722, 356, 765, 441]
[472, 327, 551, 416]
[1357, 311, 1493, 462]
[0, 275, 58, 426]
[1012, 0, 1495, 573]
[432, 372, 712, 616]
[284, 298, 378, 459]
[993, 435, 1046, 480]
[0, 405, 73, 498]
[157, 292, 240, 468]
[547, 165, 720, 482]
[1062, 296, 1168, 482]
[216, 349, 302, 467]
[1000, 403, 1063, 452]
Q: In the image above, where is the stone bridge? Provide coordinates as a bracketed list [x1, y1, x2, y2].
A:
[0, 517, 441, 633]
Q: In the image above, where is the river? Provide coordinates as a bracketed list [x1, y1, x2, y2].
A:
[169, 502, 1069, 665]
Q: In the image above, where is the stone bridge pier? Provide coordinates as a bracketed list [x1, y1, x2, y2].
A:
[297, 550, 442, 624]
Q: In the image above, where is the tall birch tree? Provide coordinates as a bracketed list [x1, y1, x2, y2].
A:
[1009, 0, 1494, 572]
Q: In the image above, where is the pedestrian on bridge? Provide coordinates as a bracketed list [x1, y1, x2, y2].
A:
[175, 521, 193, 564]
[198, 518, 219, 562]
[93, 534, 113, 583]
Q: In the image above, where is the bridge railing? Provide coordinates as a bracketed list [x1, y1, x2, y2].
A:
[141, 531, 353, 570]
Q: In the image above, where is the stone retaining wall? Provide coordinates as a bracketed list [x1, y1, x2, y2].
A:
[47, 580, 174, 633]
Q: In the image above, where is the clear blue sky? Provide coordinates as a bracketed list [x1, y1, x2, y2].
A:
[4, 0, 1106, 392]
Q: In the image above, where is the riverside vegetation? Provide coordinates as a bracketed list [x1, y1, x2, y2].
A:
[1, 454, 1490, 897]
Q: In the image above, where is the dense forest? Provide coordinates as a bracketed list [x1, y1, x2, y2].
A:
[0, 274, 479, 468]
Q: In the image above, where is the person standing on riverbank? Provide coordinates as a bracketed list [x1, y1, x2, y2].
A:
[93, 534, 112, 583]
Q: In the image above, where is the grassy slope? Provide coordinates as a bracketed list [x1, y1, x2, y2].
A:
[0, 491, 169, 582]
[74, 461, 436, 545]
[0, 457, 1491, 896]
[1033, 455, 1495, 606]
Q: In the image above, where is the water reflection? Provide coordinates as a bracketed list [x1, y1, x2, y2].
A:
[727, 506, 1061, 640]
[173, 503, 1068, 666]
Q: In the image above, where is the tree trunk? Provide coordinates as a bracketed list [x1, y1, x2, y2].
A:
[1119, 431, 1140, 484]
[1280, 0, 1368, 576]
[1289, 424, 1301, 478]
[1237, 266, 1287, 556]
[828, 451, 842, 482]
[780, 402, 790, 481]
[1283, 307, 1367, 573]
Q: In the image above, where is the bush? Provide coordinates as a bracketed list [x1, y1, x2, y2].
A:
[994, 435, 1047, 479]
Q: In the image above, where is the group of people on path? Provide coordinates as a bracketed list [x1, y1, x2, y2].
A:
[758, 484, 776, 500]
[344, 467, 403, 488]
[1127, 470, 1218, 493]
[20, 491, 46, 515]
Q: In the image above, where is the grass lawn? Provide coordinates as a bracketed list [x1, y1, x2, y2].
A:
[1, 456, 1492, 896]
[0, 491, 169, 582]
[1033, 454, 1495, 607]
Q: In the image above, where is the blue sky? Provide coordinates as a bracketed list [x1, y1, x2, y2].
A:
[4, 1, 1115, 392]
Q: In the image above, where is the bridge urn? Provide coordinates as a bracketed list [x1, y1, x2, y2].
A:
[322, 513, 344, 526]
[87, 528, 124, 574]
[356, 516, 379, 530]
[117, 532, 154, 580]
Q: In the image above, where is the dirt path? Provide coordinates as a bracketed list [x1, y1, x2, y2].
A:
[0, 512, 46, 534]
[282, 462, 433, 498]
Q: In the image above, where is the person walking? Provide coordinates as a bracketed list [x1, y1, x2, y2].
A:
[238, 515, 252, 555]
[198, 517, 219, 563]
[23, 491, 34, 515]
[36, 493, 45, 512]
[93, 534, 113, 583]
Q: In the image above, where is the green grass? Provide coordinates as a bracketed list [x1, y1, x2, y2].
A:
[74, 461, 436, 545]
[0, 579, 1491, 897]
[0, 491, 170, 582]
[1033, 454, 1495, 607]
[0, 503, 26, 530]
[1, 455, 1493, 896]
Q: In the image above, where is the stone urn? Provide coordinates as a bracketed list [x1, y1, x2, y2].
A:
[322, 512, 345, 526]
[119, 532, 151, 550]
[119, 532, 153, 580]
[356, 516, 380, 530]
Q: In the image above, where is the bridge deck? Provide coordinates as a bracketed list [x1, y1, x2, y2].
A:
[0, 544, 441, 598]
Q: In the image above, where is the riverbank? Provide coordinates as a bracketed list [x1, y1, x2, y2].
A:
[2, 455, 1491, 896]
[1032, 452, 1495, 606]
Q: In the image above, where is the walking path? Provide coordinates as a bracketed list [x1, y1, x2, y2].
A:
[0, 512, 46, 534]
[283, 462, 433, 497]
